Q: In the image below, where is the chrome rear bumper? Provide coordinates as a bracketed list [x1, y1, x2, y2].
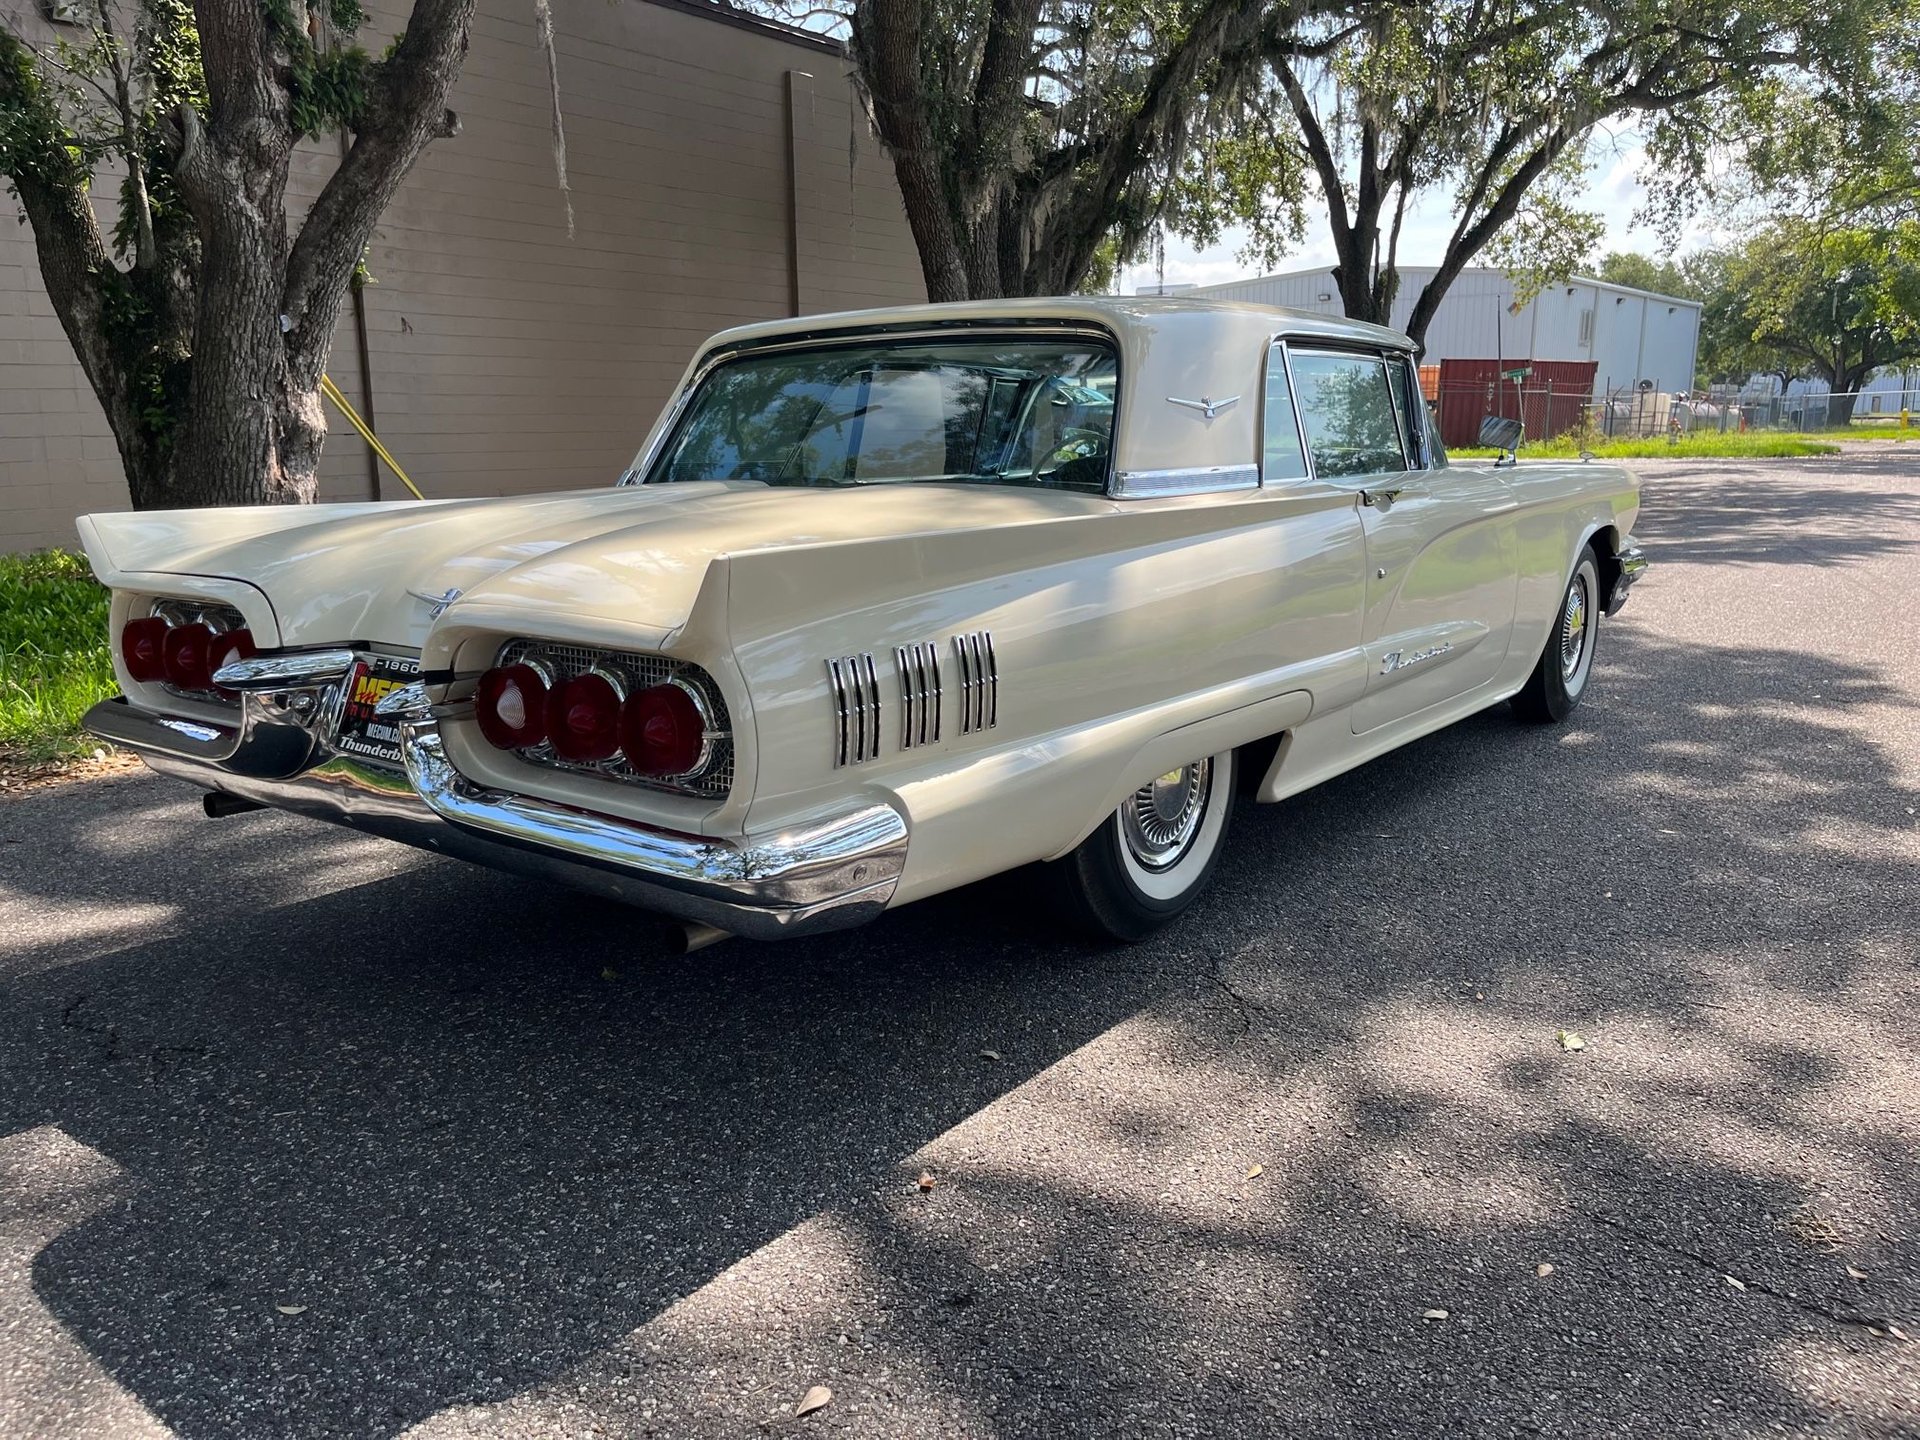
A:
[83, 680, 906, 939]
[1605, 541, 1647, 616]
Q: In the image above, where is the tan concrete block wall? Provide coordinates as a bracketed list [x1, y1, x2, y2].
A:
[0, 235, 130, 550]
[0, 0, 921, 549]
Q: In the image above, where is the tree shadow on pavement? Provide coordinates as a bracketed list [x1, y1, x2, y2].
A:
[1628, 457, 1920, 569]
[3, 615, 1915, 1437]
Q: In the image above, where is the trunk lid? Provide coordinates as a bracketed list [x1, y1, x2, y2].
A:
[79, 482, 1116, 649]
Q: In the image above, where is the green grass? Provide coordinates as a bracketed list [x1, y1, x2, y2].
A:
[1837, 425, 1920, 441]
[0, 549, 116, 763]
[1451, 432, 1842, 461]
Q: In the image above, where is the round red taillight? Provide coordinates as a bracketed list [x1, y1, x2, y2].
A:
[161, 622, 216, 691]
[544, 672, 623, 763]
[474, 663, 550, 750]
[206, 628, 256, 695]
[620, 682, 708, 777]
[120, 616, 170, 683]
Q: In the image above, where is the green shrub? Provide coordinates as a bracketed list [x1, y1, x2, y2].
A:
[0, 549, 117, 761]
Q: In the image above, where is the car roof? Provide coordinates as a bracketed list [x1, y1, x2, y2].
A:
[703, 295, 1417, 354]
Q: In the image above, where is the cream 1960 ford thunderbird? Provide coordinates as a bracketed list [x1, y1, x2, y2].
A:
[80, 298, 1644, 945]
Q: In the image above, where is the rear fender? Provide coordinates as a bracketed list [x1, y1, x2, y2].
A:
[77, 516, 285, 647]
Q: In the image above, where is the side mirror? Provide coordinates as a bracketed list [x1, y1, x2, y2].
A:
[1479, 414, 1523, 467]
[1478, 415, 1523, 448]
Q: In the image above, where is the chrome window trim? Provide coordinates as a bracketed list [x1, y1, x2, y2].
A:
[1382, 354, 1414, 468]
[1276, 341, 1318, 484]
[1261, 338, 1313, 487]
[1423, 394, 1451, 469]
[1284, 345, 1413, 484]
[1111, 463, 1259, 499]
[1384, 353, 1429, 471]
[624, 322, 1124, 496]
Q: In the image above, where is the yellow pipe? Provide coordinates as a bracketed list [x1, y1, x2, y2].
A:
[319, 373, 426, 500]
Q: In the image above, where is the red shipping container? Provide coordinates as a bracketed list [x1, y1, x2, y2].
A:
[1436, 358, 1598, 449]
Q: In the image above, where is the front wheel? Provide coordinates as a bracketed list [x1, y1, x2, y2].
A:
[1051, 748, 1237, 941]
[1513, 549, 1601, 723]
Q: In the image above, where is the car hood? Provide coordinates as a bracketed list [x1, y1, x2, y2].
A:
[79, 482, 1116, 648]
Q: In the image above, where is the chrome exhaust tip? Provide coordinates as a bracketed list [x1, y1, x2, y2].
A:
[675, 921, 733, 954]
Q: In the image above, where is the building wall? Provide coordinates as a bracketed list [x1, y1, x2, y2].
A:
[1190, 266, 1701, 400]
[0, 0, 922, 551]
[0, 179, 129, 552]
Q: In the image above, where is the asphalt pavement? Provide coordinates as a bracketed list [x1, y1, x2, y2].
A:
[2, 446, 1917, 1439]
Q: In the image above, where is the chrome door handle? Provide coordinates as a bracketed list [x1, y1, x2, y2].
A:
[1360, 486, 1405, 508]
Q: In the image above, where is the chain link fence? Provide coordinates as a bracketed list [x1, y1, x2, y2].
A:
[1435, 379, 1920, 446]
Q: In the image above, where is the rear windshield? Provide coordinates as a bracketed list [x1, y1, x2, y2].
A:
[646, 337, 1118, 494]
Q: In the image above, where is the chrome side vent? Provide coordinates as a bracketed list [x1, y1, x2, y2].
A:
[827, 652, 882, 766]
[895, 642, 942, 749]
[952, 630, 997, 734]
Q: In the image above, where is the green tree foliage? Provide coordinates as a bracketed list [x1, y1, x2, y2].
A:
[1684, 3, 1918, 236]
[1482, 153, 1609, 306]
[1591, 250, 1697, 299]
[791, 0, 1887, 336]
[1689, 220, 1920, 416]
[1229, 0, 1885, 348]
[1, 0, 476, 507]
[1645, 0, 1918, 395]
[842, 0, 1314, 301]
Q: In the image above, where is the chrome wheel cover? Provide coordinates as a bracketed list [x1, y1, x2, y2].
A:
[1560, 566, 1597, 694]
[1120, 759, 1213, 871]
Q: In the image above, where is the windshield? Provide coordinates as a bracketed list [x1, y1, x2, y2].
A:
[646, 337, 1118, 494]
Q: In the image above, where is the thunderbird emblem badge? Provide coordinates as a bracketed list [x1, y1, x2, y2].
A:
[406, 586, 462, 618]
[1167, 394, 1240, 420]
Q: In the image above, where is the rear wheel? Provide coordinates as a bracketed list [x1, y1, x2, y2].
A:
[1052, 748, 1237, 941]
[1513, 549, 1601, 723]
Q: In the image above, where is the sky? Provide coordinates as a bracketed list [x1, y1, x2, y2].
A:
[1113, 127, 1708, 294]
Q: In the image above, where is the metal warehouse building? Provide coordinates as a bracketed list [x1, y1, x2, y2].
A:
[1189, 266, 1702, 401]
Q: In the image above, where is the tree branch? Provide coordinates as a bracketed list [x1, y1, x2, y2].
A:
[1041, 0, 1279, 286]
[1405, 122, 1580, 344]
[0, 24, 126, 408]
[280, 0, 476, 378]
[92, 0, 158, 269]
[1272, 54, 1350, 248]
[850, 0, 969, 300]
[187, 0, 279, 147]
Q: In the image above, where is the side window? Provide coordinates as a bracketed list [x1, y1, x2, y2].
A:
[1289, 351, 1408, 478]
[1424, 396, 1450, 469]
[1262, 341, 1309, 482]
[1384, 357, 1425, 469]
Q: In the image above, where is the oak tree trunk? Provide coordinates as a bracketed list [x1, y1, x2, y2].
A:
[1, 0, 477, 508]
[171, 74, 316, 504]
[849, 0, 1270, 304]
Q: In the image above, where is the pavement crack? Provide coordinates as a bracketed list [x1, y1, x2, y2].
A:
[1190, 940, 1282, 1035]
[1588, 1210, 1901, 1335]
[60, 992, 123, 1062]
[59, 992, 209, 1079]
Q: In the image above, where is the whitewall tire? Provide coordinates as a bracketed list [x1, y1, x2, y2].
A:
[1514, 548, 1601, 723]
[1052, 748, 1238, 941]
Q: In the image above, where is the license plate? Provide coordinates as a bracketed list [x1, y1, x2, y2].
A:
[333, 653, 421, 767]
